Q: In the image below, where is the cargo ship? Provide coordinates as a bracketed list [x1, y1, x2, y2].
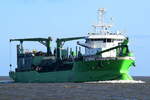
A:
[9, 8, 135, 82]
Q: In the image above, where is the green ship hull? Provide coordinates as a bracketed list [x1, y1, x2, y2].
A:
[9, 57, 134, 83]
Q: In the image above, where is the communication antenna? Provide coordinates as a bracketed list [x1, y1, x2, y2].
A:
[93, 8, 113, 34]
[98, 8, 105, 29]
[9, 40, 12, 71]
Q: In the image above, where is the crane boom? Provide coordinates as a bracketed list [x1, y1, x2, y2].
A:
[56, 36, 84, 59]
[10, 37, 52, 56]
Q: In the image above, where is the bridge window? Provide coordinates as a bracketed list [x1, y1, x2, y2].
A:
[86, 39, 115, 43]
[104, 39, 113, 43]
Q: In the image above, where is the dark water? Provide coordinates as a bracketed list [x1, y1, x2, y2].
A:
[0, 76, 150, 100]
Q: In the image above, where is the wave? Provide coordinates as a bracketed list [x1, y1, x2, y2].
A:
[0, 80, 14, 84]
[85, 80, 145, 83]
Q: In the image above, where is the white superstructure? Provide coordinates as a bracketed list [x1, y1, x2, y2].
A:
[78, 8, 127, 57]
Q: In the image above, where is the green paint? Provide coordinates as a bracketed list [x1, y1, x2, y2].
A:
[32, 56, 44, 66]
[9, 58, 134, 83]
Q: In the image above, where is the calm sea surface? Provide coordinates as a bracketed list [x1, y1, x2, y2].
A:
[0, 76, 150, 100]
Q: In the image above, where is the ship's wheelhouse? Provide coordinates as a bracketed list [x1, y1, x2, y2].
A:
[84, 34, 126, 57]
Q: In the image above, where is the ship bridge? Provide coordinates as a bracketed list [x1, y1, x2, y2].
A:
[84, 34, 126, 57]
[78, 8, 127, 57]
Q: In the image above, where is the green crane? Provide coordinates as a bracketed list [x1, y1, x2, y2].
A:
[56, 36, 84, 60]
[10, 37, 52, 56]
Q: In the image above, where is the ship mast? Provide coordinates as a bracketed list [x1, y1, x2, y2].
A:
[93, 8, 112, 34]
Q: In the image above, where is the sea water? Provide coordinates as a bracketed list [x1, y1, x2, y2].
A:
[0, 76, 149, 100]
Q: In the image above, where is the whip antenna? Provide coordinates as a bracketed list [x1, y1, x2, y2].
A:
[9, 39, 12, 71]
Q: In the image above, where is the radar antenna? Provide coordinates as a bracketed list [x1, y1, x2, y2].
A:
[93, 8, 113, 34]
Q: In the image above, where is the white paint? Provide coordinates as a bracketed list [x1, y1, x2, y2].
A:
[85, 80, 145, 83]
[78, 8, 127, 57]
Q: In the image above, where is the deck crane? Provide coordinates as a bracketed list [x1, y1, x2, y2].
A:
[56, 37, 84, 60]
[10, 37, 52, 56]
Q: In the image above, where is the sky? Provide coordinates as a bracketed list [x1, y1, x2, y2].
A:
[0, 0, 150, 76]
